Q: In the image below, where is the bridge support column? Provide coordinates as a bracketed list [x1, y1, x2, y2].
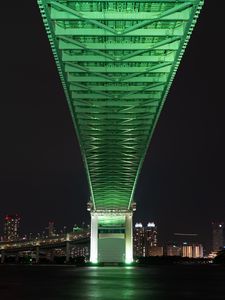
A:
[36, 246, 40, 264]
[15, 252, 20, 263]
[125, 212, 133, 264]
[1, 251, 5, 264]
[66, 241, 70, 263]
[90, 213, 98, 263]
[89, 209, 134, 264]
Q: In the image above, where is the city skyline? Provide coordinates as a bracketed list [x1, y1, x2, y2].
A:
[1, 214, 224, 255]
[2, 215, 222, 261]
[0, 1, 224, 252]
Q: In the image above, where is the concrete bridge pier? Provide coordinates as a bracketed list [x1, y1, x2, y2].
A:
[125, 212, 133, 264]
[65, 241, 70, 263]
[36, 246, 40, 263]
[15, 252, 20, 263]
[90, 213, 98, 263]
[90, 210, 133, 264]
[1, 251, 5, 264]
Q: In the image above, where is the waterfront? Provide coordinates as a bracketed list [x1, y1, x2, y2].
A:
[0, 265, 225, 300]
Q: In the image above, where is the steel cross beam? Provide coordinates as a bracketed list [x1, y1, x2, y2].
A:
[37, 0, 204, 213]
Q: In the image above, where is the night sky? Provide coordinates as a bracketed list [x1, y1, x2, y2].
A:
[0, 1, 224, 249]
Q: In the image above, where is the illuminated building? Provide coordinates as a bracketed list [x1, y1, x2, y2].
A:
[166, 245, 182, 256]
[166, 233, 203, 258]
[4, 214, 20, 241]
[148, 246, 163, 256]
[48, 221, 55, 237]
[182, 245, 192, 257]
[182, 244, 203, 258]
[133, 222, 158, 257]
[73, 225, 83, 233]
[212, 222, 224, 251]
[71, 245, 89, 258]
[192, 244, 204, 258]
[133, 223, 145, 257]
[145, 222, 157, 256]
[53, 245, 89, 258]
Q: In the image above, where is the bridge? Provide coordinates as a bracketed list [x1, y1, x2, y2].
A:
[0, 232, 90, 264]
[37, 0, 204, 263]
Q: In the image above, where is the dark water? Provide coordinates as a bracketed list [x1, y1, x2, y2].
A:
[0, 265, 225, 300]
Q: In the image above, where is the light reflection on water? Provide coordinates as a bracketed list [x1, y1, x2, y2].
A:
[66, 265, 225, 300]
[0, 265, 225, 300]
[81, 267, 139, 299]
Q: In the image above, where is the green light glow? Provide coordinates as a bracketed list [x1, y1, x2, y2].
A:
[91, 260, 98, 264]
[98, 215, 125, 227]
[125, 258, 133, 265]
[37, 0, 204, 210]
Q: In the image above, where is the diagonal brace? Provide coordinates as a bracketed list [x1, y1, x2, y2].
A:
[121, 2, 193, 35]
[120, 37, 180, 61]
[120, 82, 165, 99]
[59, 36, 114, 61]
[50, 1, 118, 35]
[120, 62, 172, 82]
[66, 62, 115, 83]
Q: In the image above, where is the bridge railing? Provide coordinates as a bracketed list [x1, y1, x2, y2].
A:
[0, 231, 90, 250]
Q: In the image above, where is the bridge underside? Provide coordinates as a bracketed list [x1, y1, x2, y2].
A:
[38, 0, 203, 263]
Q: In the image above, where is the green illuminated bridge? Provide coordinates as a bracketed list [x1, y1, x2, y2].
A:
[38, 0, 204, 263]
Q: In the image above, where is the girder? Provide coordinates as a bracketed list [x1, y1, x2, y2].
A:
[38, 0, 204, 211]
[51, 8, 192, 21]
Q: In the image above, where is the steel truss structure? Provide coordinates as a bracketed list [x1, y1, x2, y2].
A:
[38, 0, 204, 213]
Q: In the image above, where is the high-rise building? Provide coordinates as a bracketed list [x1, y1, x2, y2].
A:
[4, 214, 20, 241]
[133, 222, 158, 257]
[48, 221, 55, 237]
[133, 223, 145, 257]
[145, 222, 157, 256]
[212, 222, 224, 251]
